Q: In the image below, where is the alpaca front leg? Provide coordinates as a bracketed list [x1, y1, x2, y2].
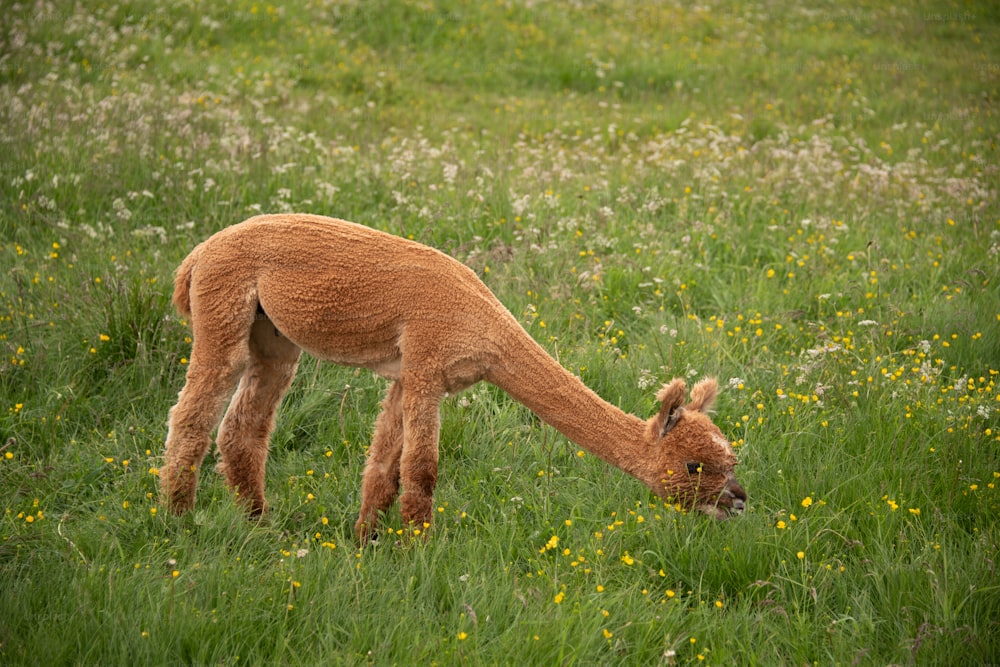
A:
[356, 381, 404, 542]
[398, 392, 441, 534]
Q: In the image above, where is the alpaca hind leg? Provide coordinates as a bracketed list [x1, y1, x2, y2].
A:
[162, 349, 246, 514]
[355, 381, 404, 542]
[216, 317, 301, 516]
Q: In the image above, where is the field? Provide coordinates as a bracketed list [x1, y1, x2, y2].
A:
[2, 0, 999, 664]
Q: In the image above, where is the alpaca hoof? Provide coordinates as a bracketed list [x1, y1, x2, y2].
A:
[163, 487, 196, 516]
[245, 494, 268, 516]
[167, 501, 192, 516]
[355, 519, 377, 545]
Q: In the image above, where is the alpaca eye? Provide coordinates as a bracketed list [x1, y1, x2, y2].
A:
[686, 462, 702, 475]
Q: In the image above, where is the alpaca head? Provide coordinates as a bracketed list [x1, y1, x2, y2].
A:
[644, 378, 746, 519]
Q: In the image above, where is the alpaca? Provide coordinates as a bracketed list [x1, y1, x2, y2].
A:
[161, 214, 746, 540]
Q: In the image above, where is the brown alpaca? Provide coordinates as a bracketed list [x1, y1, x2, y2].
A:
[161, 214, 746, 540]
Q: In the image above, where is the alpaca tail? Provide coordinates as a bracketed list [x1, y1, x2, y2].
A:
[172, 242, 205, 317]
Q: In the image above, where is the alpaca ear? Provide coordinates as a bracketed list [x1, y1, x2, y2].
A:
[648, 378, 687, 439]
[687, 378, 719, 413]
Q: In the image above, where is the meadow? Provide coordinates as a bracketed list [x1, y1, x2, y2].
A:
[1, 0, 999, 664]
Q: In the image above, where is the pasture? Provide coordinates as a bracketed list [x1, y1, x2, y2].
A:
[1, 1, 998, 664]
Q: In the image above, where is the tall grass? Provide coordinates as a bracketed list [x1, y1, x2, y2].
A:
[2, 0, 998, 664]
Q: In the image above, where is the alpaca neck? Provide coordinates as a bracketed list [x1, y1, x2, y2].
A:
[486, 321, 650, 481]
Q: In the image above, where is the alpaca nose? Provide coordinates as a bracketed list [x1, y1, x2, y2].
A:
[726, 479, 747, 513]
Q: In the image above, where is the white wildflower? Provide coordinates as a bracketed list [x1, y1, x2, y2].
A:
[638, 369, 655, 390]
[112, 198, 132, 222]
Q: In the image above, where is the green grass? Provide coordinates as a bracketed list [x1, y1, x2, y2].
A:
[2, 0, 999, 664]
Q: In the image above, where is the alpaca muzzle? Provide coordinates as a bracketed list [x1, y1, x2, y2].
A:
[720, 478, 748, 516]
[693, 477, 747, 520]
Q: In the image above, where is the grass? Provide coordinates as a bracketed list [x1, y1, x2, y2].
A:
[2, 0, 999, 664]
